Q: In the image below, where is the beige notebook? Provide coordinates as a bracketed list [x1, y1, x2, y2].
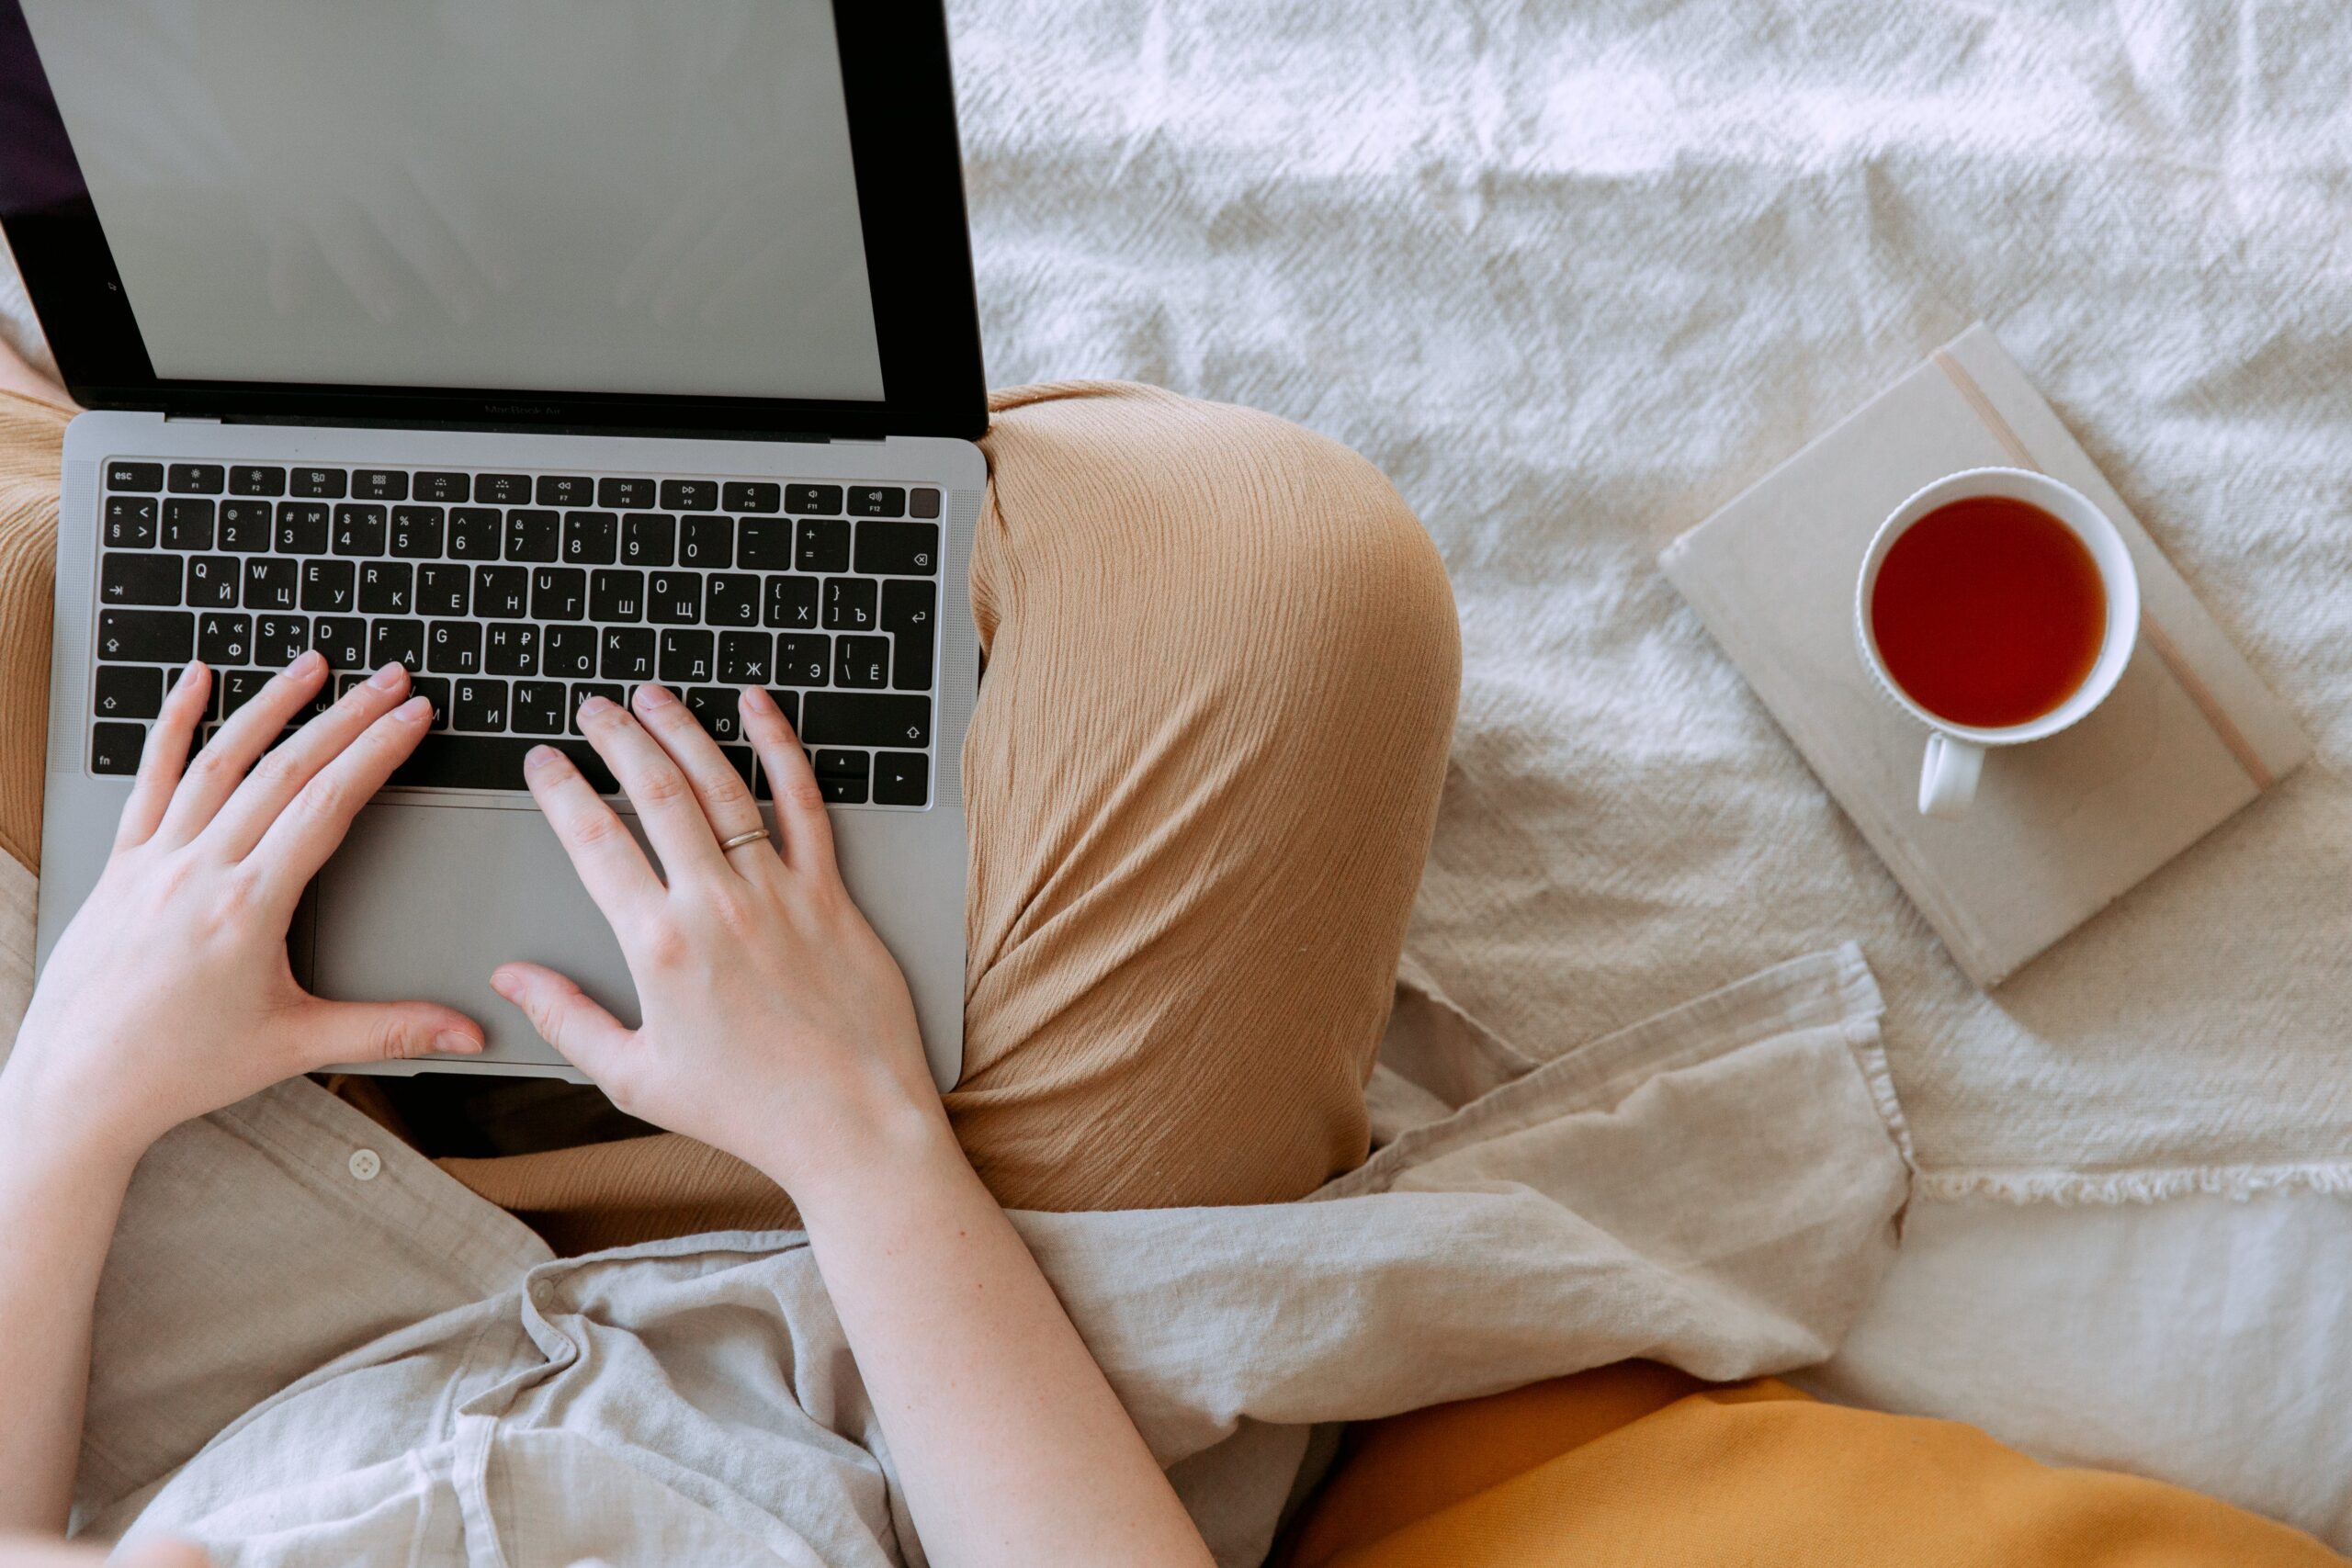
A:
[1661, 323, 2309, 987]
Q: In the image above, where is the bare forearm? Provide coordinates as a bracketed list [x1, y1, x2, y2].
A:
[776, 1115, 1213, 1568]
[0, 1097, 139, 1533]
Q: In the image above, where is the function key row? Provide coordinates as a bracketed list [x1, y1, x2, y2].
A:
[101, 497, 938, 575]
[106, 461, 938, 518]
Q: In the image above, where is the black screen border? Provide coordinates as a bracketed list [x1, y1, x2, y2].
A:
[0, 0, 987, 440]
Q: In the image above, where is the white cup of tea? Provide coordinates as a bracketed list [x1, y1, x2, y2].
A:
[1855, 467, 2141, 820]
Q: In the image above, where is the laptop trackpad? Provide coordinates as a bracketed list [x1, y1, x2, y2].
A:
[311, 802, 641, 1076]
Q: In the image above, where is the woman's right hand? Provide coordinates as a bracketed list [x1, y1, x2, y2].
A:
[491, 683, 950, 1201]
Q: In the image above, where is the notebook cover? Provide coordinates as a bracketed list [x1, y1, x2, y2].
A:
[1660, 323, 2309, 987]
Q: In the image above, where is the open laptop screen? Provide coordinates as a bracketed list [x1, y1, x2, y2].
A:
[17, 0, 887, 405]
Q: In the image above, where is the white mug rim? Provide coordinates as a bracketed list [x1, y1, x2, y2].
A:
[1854, 467, 2142, 748]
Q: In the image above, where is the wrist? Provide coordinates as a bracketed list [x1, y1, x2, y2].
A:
[744, 1089, 969, 1228]
[0, 1053, 152, 1190]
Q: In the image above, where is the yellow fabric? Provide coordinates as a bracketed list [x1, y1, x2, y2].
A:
[1277, 1363, 2344, 1568]
[0, 388, 73, 874]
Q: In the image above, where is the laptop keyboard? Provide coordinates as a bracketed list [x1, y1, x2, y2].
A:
[87, 459, 944, 807]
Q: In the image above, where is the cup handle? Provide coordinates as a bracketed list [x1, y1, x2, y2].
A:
[1919, 733, 1984, 819]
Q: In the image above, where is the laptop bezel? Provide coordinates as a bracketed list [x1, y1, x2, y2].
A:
[0, 0, 986, 441]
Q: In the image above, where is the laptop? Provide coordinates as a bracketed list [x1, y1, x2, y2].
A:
[3, 1, 985, 1091]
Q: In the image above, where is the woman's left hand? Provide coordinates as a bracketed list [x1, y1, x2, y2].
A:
[1, 652, 483, 1172]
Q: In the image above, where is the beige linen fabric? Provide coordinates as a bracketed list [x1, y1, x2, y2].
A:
[74, 945, 1909, 1567]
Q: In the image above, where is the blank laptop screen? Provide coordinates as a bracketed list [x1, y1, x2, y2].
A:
[17, 1, 888, 402]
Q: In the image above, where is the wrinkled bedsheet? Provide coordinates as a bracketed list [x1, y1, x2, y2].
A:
[950, 0, 2352, 1196]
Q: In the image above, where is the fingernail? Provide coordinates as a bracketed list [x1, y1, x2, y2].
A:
[434, 1028, 482, 1055]
[578, 695, 614, 719]
[491, 968, 519, 999]
[397, 695, 431, 721]
[294, 649, 326, 675]
[368, 660, 408, 690]
[636, 682, 675, 708]
[524, 744, 559, 773]
[175, 661, 204, 690]
[741, 684, 775, 716]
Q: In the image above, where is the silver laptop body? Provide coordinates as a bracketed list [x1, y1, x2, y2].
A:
[9, 2, 989, 1091]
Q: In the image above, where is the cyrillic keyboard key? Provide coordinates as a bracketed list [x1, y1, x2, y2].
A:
[739, 517, 794, 570]
[101, 554, 181, 606]
[97, 608, 194, 662]
[167, 463, 225, 494]
[162, 499, 216, 550]
[484, 622, 538, 676]
[795, 518, 850, 573]
[776, 632, 830, 685]
[622, 512, 676, 566]
[220, 669, 271, 717]
[453, 677, 509, 732]
[822, 577, 876, 631]
[601, 626, 654, 680]
[722, 480, 780, 513]
[197, 612, 251, 665]
[107, 461, 163, 491]
[415, 562, 469, 617]
[391, 506, 447, 558]
[680, 513, 732, 567]
[333, 503, 388, 555]
[833, 633, 889, 688]
[881, 580, 936, 692]
[766, 575, 820, 629]
[562, 510, 617, 564]
[706, 572, 760, 626]
[217, 500, 274, 551]
[95, 665, 164, 720]
[427, 621, 483, 674]
[801, 691, 930, 748]
[390, 734, 618, 795]
[243, 558, 299, 610]
[590, 569, 644, 622]
[658, 629, 714, 684]
[411, 675, 452, 727]
[274, 501, 329, 555]
[253, 615, 309, 668]
[872, 750, 929, 807]
[543, 625, 599, 678]
[187, 556, 241, 608]
[369, 619, 425, 672]
[569, 683, 624, 733]
[91, 721, 146, 774]
[473, 564, 529, 618]
[312, 616, 368, 671]
[512, 680, 567, 736]
[530, 566, 588, 622]
[448, 507, 502, 558]
[358, 561, 413, 615]
[718, 630, 772, 683]
[854, 521, 940, 576]
[786, 484, 842, 515]
[300, 558, 356, 612]
[503, 509, 560, 562]
[684, 687, 743, 743]
[647, 570, 703, 625]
